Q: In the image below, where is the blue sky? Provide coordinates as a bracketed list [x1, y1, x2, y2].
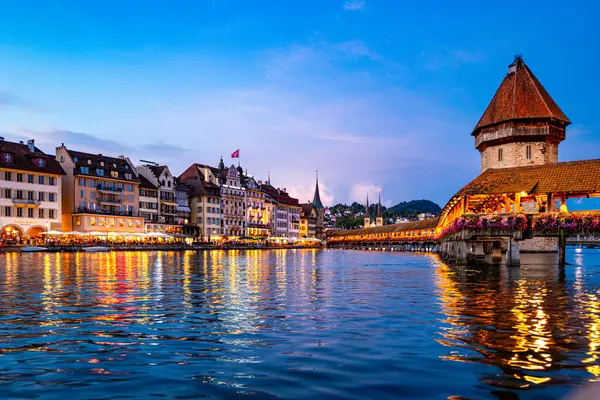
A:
[0, 0, 598, 207]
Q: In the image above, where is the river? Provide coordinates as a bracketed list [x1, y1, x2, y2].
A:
[0, 248, 598, 399]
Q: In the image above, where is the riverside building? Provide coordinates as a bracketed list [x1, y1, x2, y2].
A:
[56, 145, 144, 233]
[137, 163, 179, 233]
[0, 138, 64, 243]
[179, 163, 222, 241]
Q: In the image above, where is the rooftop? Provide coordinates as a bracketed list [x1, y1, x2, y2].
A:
[0, 139, 65, 175]
[473, 56, 571, 135]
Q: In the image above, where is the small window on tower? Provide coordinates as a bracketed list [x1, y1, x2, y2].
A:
[526, 145, 532, 160]
[498, 148, 503, 161]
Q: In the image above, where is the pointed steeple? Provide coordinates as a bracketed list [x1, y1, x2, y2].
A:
[473, 55, 570, 136]
[365, 194, 370, 218]
[312, 171, 324, 209]
[377, 193, 382, 218]
[218, 156, 225, 170]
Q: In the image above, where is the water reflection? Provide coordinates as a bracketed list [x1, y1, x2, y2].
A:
[435, 251, 600, 396]
[0, 249, 598, 399]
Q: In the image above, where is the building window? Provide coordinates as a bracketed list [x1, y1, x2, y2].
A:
[38, 176, 44, 185]
[79, 178, 85, 186]
[37, 159, 45, 168]
[49, 177, 56, 185]
[4, 171, 12, 181]
[80, 190, 85, 199]
[526, 145, 532, 160]
[73, 157, 78, 162]
[2, 153, 13, 163]
[27, 174, 34, 183]
[28, 208, 34, 218]
[49, 193, 56, 202]
[38, 192, 45, 201]
[91, 191, 96, 200]
[498, 148, 503, 161]
[5, 207, 11, 217]
[39, 209, 44, 219]
[96, 169, 105, 176]
[16, 190, 23, 200]
[49, 209, 55, 219]
[16, 207, 23, 218]
[60, 156, 64, 163]
[80, 166, 89, 174]
[111, 171, 119, 178]
[27, 191, 34, 200]
[16, 173, 23, 182]
[4, 189, 11, 198]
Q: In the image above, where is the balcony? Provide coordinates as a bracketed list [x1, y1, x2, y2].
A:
[99, 198, 122, 205]
[76, 207, 138, 217]
[12, 198, 40, 207]
[97, 184, 123, 193]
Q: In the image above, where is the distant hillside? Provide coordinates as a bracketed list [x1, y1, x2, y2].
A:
[386, 199, 441, 215]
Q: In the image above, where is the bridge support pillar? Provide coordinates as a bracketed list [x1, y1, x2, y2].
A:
[506, 238, 520, 266]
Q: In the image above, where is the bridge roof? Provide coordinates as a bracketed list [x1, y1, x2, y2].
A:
[452, 159, 600, 197]
[472, 56, 570, 135]
[329, 218, 439, 237]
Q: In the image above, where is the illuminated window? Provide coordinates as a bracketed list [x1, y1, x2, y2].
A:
[111, 171, 119, 178]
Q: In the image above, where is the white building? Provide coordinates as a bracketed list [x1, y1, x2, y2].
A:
[0, 138, 64, 244]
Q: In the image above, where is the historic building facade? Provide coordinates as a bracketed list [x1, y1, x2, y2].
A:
[178, 163, 222, 241]
[0, 139, 64, 243]
[245, 176, 270, 237]
[137, 164, 178, 232]
[473, 56, 570, 172]
[56, 145, 144, 233]
[220, 164, 246, 237]
[138, 174, 159, 224]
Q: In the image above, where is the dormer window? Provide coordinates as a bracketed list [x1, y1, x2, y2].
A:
[113, 163, 117, 168]
[36, 158, 46, 168]
[2, 153, 13, 163]
[73, 157, 78, 162]
[111, 171, 119, 178]
[100, 161, 104, 166]
[97, 169, 105, 176]
[88, 159, 91, 165]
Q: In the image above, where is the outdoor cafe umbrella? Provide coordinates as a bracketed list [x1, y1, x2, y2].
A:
[41, 230, 64, 235]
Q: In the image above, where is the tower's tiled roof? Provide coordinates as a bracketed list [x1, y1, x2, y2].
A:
[472, 56, 571, 135]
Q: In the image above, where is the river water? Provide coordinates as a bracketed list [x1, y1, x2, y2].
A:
[0, 249, 598, 399]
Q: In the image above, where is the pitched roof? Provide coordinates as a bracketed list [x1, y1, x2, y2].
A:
[139, 174, 158, 190]
[149, 165, 167, 178]
[301, 203, 315, 217]
[473, 56, 570, 135]
[178, 163, 221, 197]
[67, 149, 139, 182]
[330, 218, 439, 237]
[0, 139, 65, 175]
[450, 159, 600, 199]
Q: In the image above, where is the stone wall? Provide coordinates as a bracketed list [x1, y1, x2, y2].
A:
[480, 141, 558, 171]
[520, 236, 558, 253]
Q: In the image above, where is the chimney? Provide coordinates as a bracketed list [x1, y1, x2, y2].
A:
[0, 136, 4, 141]
[27, 139, 35, 152]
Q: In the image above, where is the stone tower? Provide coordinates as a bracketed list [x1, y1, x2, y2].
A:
[364, 194, 370, 229]
[473, 55, 571, 172]
[376, 193, 383, 227]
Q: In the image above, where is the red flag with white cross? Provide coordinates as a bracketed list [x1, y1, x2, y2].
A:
[231, 149, 240, 158]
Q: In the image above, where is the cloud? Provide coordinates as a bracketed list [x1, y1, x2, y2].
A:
[423, 49, 486, 70]
[11, 128, 190, 165]
[343, 0, 366, 11]
[0, 90, 45, 112]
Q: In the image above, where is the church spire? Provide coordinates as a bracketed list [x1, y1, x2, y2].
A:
[312, 171, 324, 209]
[364, 193, 370, 229]
[376, 192, 383, 227]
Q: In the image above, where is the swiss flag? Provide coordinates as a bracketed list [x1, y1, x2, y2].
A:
[231, 149, 240, 158]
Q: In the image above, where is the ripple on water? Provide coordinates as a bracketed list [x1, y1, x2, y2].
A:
[0, 249, 598, 399]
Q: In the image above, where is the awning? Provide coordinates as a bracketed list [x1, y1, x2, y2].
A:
[176, 206, 192, 212]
